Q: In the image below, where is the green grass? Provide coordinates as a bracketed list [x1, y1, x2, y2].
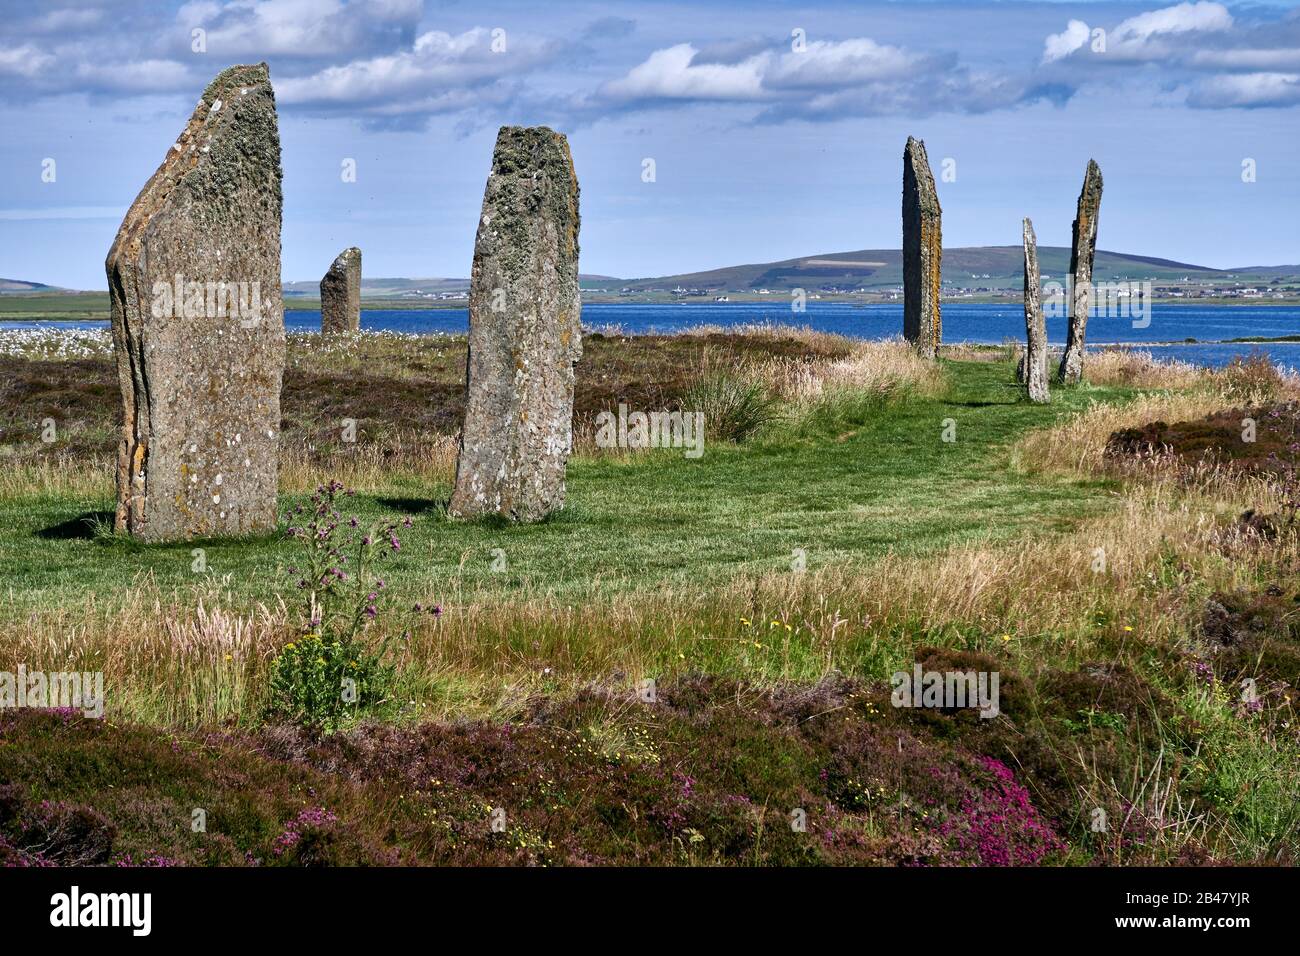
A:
[0, 292, 110, 320]
[0, 360, 1125, 613]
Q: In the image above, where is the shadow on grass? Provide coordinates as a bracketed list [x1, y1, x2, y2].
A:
[948, 399, 1019, 408]
[37, 511, 287, 553]
[374, 496, 448, 516]
[36, 510, 113, 540]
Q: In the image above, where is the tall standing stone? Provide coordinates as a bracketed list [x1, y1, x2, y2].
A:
[1022, 218, 1050, 404]
[902, 136, 942, 359]
[449, 126, 581, 522]
[1058, 160, 1103, 384]
[106, 63, 285, 541]
[320, 247, 361, 333]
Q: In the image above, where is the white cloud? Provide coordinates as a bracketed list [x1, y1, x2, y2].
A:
[1041, 3, 1235, 66]
[1042, 20, 1091, 64]
[72, 59, 193, 94]
[177, 0, 422, 58]
[1189, 71, 1300, 107]
[275, 27, 561, 121]
[1190, 48, 1300, 71]
[601, 43, 768, 101]
[1113, 1, 1233, 45]
[600, 35, 958, 113]
[0, 44, 56, 78]
[765, 38, 924, 89]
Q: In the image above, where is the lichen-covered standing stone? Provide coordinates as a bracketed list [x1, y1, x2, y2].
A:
[1058, 160, 1103, 384]
[903, 136, 942, 359]
[1022, 218, 1050, 404]
[449, 126, 581, 522]
[320, 246, 361, 334]
[106, 62, 285, 541]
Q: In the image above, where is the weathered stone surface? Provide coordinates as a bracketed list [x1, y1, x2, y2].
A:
[1022, 218, 1050, 404]
[902, 136, 942, 359]
[106, 63, 285, 542]
[449, 126, 581, 522]
[320, 247, 361, 333]
[1059, 159, 1103, 384]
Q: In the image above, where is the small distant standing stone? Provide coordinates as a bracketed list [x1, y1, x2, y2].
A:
[1059, 160, 1103, 384]
[105, 63, 285, 541]
[320, 246, 361, 334]
[903, 136, 942, 359]
[1022, 217, 1050, 404]
[449, 125, 582, 522]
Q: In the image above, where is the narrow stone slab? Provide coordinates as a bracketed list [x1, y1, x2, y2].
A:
[1022, 217, 1050, 404]
[449, 126, 582, 522]
[902, 136, 942, 359]
[1059, 159, 1103, 384]
[320, 246, 361, 334]
[106, 63, 285, 541]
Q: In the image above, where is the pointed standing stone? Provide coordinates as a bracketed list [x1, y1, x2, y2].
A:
[106, 63, 285, 541]
[449, 126, 582, 522]
[1058, 160, 1103, 384]
[1022, 218, 1050, 404]
[320, 247, 361, 334]
[902, 136, 942, 359]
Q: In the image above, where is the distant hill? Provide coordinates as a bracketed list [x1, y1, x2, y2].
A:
[8, 249, 1297, 300]
[597, 247, 1273, 293]
[0, 278, 66, 294]
[295, 249, 1292, 297]
[282, 275, 620, 297]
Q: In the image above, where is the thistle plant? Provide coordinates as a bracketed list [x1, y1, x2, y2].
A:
[268, 480, 409, 730]
[284, 480, 408, 640]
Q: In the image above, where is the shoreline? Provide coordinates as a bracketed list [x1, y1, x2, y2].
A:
[3, 317, 1299, 349]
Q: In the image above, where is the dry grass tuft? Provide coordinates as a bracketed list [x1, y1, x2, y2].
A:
[1083, 349, 1210, 389]
[753, 336, 946, 405]
[6, 574, 286, 728]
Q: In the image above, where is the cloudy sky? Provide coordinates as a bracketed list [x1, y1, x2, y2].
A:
[1, 0, 1298, 288]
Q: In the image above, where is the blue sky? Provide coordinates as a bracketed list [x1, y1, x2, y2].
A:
[1, 0, 1298, 288]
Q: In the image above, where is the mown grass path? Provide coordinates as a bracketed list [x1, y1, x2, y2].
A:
[2, 360, 1129, 611]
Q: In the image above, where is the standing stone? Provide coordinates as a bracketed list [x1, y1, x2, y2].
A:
[106, 63, 284, 542]
[448, 126, 581, 522]
[1058, 160, 1103, 384]
[902, 136, 942, 359]
[1022, 218, 1050, 404]
[320, 247, 361, 333]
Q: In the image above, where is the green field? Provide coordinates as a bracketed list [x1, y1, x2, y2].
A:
[1, 360, 1116, 611]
